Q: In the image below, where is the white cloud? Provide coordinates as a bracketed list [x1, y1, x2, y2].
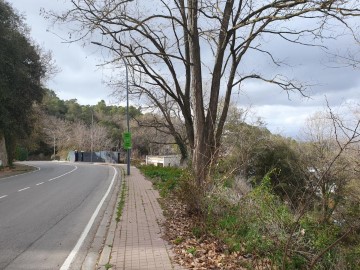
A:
[8, 0, 360, 137]
[251, 105, 322, 137]
[10, 0, 114, 105]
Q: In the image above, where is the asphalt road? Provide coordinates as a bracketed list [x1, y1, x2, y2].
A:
[0, 161, 117, 270]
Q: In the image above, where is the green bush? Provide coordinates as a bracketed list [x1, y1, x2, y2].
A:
[248, 139, 307, 208]
[138, 165, 183, 196]
[204, 170, 358, 269]
[15, 146, 28, 161]
[139, 165, 360, 269]
[139, 164, 206, 215]
[205, 171, 293, 264]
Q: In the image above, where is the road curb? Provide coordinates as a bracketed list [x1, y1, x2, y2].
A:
[96, 167, 125, 270]
[79, 165, 122, 270]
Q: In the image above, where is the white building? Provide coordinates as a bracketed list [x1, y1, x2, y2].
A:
[145, 155, 181, 167]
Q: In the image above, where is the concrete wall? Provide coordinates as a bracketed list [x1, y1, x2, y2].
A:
[68, 151, 120, 163]
[146, 155, 181, 167]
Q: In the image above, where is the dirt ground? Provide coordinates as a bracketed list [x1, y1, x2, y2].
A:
[0, 163, 36, 179]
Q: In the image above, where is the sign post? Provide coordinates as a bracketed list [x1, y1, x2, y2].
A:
[123, 132, 132, 150]
[123, 132, 132, 175]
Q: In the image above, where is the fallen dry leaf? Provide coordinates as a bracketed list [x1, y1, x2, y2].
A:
[159, 196, 252, 270]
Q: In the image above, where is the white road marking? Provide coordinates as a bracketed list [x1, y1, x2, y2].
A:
[60, 166, 118, 270]
[18, 187, 30, 192]
[48, 166, 78, 182]
[1, 165, 77, 199]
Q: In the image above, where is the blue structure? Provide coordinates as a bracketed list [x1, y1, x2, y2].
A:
[67, 151, 120, 163]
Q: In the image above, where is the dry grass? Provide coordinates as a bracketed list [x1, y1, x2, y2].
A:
[0, 163, 36, 179]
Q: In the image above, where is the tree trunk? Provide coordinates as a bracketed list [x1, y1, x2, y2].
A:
[0, 134, 8, 167]
[174, 134, 188, 164]
[188, 0, 208, 187]
[4, 132, 15, 167]
[188, 0, 235, 188]
[193, 131, 210, 187]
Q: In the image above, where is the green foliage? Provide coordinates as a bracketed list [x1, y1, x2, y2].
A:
[138, 165, 204, 213]
[221, 117, 306, 207]
[41, 89, 67, 118]
[139, 165, 182, 182]
[191, 226, 203, 239]
[116, 171, 127, 222]
[138, 165, 183, 196]
[174, 237, 184, 244]
[186, 247, 197, 255]
[40, 90, 143, 154]
[0, 1, 47, 165]
[300, 216, 340, 250]
[104, 263, 112, 270]
[205, 171, 293, 261]
[15, 146, 28, 161]
[199, 170, 360, 269]
[342, 245, 360, 269]
[136, 132, 360, 270]
[249, 138, 307, 207]
[137, 152, 360, 269]
[42, 90, 142, 125]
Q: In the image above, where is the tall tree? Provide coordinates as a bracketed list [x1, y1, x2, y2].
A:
[0, 0, 49, 166]
[50, 0, 360, 188]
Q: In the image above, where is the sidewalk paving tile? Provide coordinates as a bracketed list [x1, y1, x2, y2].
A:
[109, 166, 185, 270]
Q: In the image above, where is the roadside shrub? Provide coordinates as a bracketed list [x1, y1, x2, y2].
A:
[138, 164, 206, 214]
[15, 146, 28, 161]
[238, 171, 293, 264]
[204, 169, 360, 269]
[175, 170, 206, 214]
[204, 171, 291, 260]
[138, 164, 360, 269]
[248, 138, 307, 208]
[138, 165, 183, 196]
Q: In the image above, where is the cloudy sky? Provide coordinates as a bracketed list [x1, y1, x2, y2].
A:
[10, 0, 114, 105]
[8, 0, 360, 138]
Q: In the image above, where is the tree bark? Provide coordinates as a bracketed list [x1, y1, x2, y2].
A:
[188, 0, 208, 187]
[0, 134, 8, 167]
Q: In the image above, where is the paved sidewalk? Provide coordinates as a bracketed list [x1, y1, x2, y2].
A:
[109, 167, 184, 270]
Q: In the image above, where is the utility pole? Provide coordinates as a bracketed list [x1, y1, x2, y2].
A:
[91, 41, 131, 174]
[53, 134, 56, 160]
[43, 128, 56, 160]
[124, 56, 131, 175]
[91, 111, 93, 162]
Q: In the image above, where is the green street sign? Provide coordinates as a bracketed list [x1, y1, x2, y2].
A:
[123, 132, 132, 150]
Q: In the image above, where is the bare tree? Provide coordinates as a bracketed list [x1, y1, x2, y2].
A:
[91, 123, 113, 151]
[42, 115, 72, 156]
[304, 106, 360, 221]
[49, 0, 360, 189]
[68, 120, 112, 151]
[41, 106, 115, 156]
[134, 111, 188, 158]
[283, 104, 360, 269]
[70, 121, 87, 151]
